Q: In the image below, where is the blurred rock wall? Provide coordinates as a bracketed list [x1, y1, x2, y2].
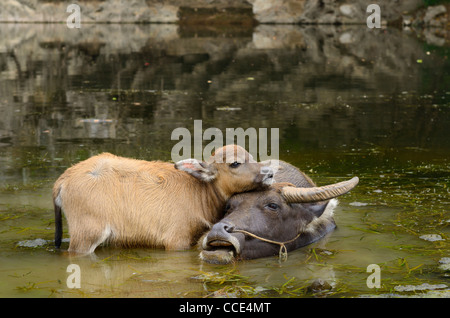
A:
[1, 0, 447, 26]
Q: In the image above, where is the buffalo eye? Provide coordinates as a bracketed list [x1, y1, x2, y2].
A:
[266, 203, 279, 211]
[229, 161, 241, 168]
[224, 202, 233, 215]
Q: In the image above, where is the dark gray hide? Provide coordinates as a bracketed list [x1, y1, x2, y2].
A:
[199, 160, 358, 264]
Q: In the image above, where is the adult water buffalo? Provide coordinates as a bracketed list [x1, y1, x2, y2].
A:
[53, 145, 273, 254]
[199, 160, 359, 264]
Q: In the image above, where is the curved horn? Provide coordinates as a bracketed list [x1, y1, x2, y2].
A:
[282, 177, 359, 203]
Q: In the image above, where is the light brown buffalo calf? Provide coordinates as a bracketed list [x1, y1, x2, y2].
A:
[53, 145, 273, 254]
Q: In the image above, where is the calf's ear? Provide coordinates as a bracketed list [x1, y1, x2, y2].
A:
[175, 159, 217, 182]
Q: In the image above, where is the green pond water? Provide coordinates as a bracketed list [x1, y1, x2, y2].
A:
[0, 23, 449, 298]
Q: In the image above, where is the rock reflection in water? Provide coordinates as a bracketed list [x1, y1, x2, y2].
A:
[0, 24, 447, 166]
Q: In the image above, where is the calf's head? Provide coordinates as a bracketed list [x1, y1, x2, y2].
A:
[175, 144, 273, 197]
[199, 176, 359, 264]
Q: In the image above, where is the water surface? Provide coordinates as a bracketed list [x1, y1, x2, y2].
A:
[0, 23, 449, 298]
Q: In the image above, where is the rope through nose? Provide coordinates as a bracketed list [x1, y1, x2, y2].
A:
[232, 229, 302, 261]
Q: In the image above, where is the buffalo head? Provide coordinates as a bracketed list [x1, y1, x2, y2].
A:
[199, 161, 359, 264]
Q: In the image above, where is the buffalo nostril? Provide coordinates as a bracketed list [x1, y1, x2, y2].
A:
[223, 224, 234, 233]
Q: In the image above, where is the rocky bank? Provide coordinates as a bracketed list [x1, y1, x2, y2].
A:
[0, 0, 448, 27]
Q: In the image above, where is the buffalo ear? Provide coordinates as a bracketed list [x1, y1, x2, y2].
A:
[302, 198, 339, 219]
[304, 203, 328, 218]
[175, 159, 217, 182]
